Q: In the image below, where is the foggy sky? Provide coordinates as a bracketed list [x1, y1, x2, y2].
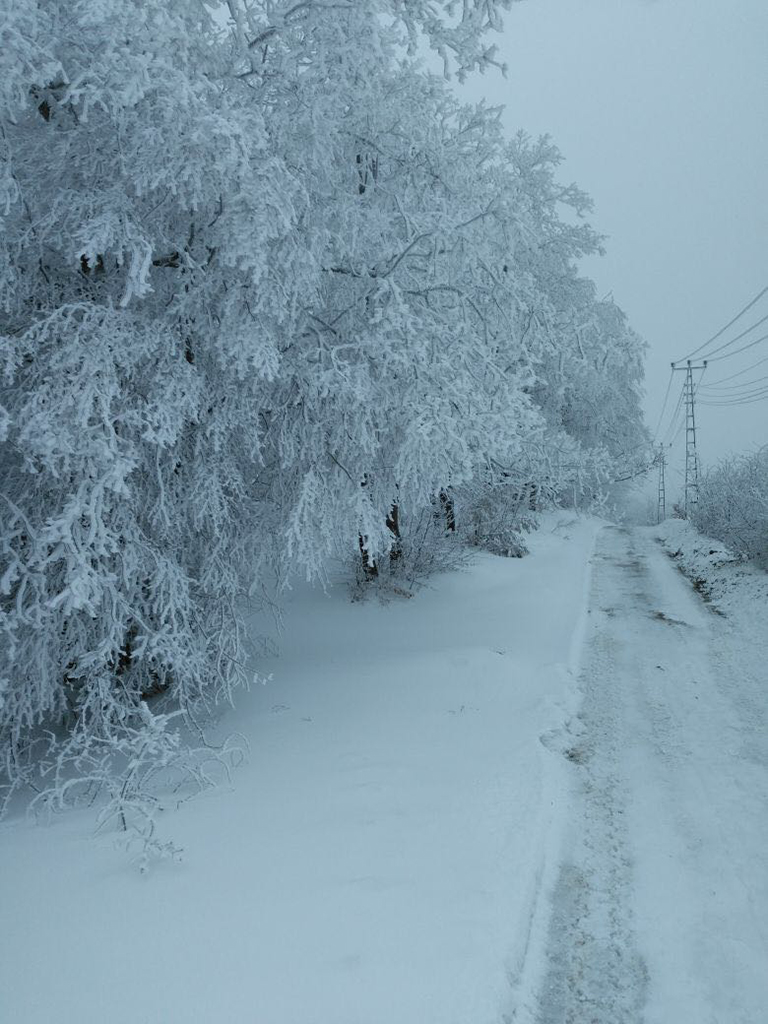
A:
[456, 0, 768, 490]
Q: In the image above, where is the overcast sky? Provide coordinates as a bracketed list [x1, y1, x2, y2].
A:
[453, 0, 768, 488]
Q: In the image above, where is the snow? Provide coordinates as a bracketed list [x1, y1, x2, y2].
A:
[3, 514, 767, 1023]
[537, 524, 768, 1022]
[655, 515, 768, 622]
[0, 512, 600, 1024]
[626, 526, 768, 1024]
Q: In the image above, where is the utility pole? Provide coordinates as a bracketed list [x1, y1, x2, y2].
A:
[656, 443, 667, 524]
[671, 359, 707, 517]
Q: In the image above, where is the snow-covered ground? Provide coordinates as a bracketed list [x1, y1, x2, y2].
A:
[2, 514, 767, 1024]
[655, 515, 768, 621]
[0, 513, 599, 1024]
[537, 524, 768, 1023]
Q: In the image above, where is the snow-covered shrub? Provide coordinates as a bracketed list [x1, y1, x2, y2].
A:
[459, 479, 539, 558]
[692, 448, 768, 567]
[350, 499, 469, 596]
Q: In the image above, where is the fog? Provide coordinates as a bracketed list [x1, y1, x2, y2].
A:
[455, 0, 768, 493]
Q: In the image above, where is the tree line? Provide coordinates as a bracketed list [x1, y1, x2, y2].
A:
[0, 1, 647, 843]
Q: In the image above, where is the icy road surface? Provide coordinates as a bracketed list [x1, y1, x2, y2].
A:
[535, 525, 768, 1024]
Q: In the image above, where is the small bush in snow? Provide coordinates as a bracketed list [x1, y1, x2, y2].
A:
[350, 501, 469, 597]
[691, 448, 768, 567]
[461, 481, 540, 558]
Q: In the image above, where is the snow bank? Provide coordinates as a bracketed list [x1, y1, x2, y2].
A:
[654, 517, 768, 621]
[0, 513, 600, 1024]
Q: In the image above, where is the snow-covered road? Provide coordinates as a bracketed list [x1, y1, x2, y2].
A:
[536, 525, 768, 1024]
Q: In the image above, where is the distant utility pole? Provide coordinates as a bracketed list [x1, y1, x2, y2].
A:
[656, 444, 667, 524]
[671, 359, 707, 517]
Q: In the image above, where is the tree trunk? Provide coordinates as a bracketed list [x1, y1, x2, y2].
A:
[387, 502, 402, 565]
[439, 489, 456, 532]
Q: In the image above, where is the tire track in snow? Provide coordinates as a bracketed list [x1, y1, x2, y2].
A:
[534, 523, 768, 1023]
[535, 527, 649, 1023]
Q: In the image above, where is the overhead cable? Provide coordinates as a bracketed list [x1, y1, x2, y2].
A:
[702, 353, 768, 387]
[685, 310, 768, 362]
[659, 381, 686, 445]
[701, 385, 768, 401]
[700, 397, 768, 407]
[699, 386, 768, 406]
[701, 372, 768, 392]
[705, 330, 768, 363]
[674, 281, 768, 363]
[651, 370, 674, 441]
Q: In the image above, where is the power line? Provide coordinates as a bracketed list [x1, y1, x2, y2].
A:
[699, 386, 768, 406]
[652, 370, 674, 441]
[701, 372, 768, 392]
[659, 380, 686, 444]
[701, 397, 768, 407]
[702, 385, 768, 401]
[684, 310, 768, 363]
[671, 416, 687, 445]
[701, 387, 768, 402]
[663, 405, 688, 449]
[705, 330, 768, 364]
[665, 404, 685, 445]
[675, 281, 768, 363]
[703, 353, 768, 387]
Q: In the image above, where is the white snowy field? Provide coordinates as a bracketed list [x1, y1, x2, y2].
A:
[3, 514, 768, 1024]
[0, 513, 599, 1024]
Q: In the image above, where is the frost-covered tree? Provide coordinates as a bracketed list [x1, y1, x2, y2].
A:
[225, 0, 521, 79]
[258, 37, 548, 575]
[1, 0, 646, 837]
[692, 448, 768, 567]
[0, 0, 311, 825]
[493, 133, 649, 495]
